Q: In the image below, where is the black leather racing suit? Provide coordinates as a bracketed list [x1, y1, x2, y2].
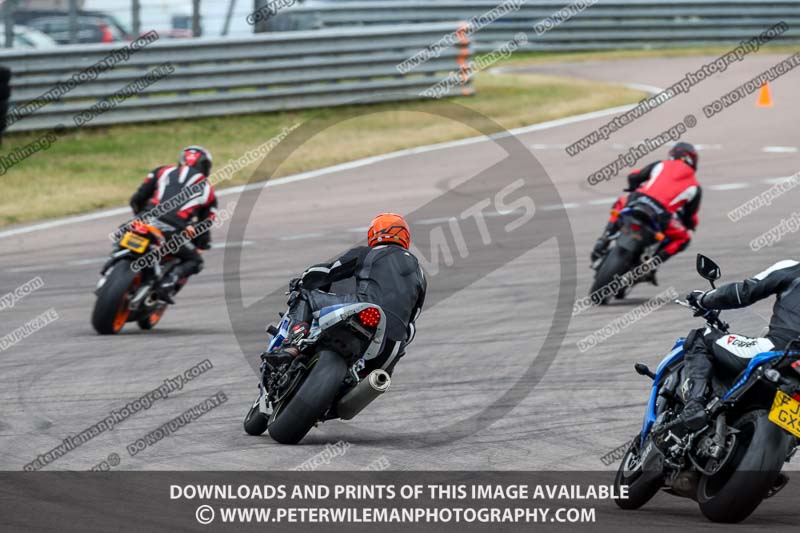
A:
[286, 243, 427, 374]
[682, 260, 800, 405]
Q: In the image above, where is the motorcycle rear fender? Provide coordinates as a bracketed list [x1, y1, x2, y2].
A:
[95, 250, 136, 294]
[100, 249, 133, 276]
[317, 303, 386, 361]
[615, 230, 646, 254]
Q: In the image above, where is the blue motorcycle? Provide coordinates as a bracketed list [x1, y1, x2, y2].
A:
[614, 254, 800, 522]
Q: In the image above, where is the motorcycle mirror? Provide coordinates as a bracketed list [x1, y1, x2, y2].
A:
[696, 254, 721, 285]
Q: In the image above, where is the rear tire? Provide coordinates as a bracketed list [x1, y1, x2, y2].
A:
[614, 435, 662, 510]
[268, 350, 347, 445]
[244, 403, 269, 436]
[92, 260, 138, 335]
[590, 247, 633, 305]
[697, 410, 792, 523]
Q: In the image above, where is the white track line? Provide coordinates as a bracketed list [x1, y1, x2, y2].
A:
[762, 146, 798, 153]
[707, 183, 750, 191]
[0, 104, 638, 241]
[278, 233, 324, 241]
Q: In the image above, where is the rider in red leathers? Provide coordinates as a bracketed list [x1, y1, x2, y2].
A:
[591, 143, 702, 284]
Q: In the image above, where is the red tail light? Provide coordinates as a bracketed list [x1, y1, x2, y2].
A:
[630, 223, 641, 231]
[358, 307, 381, 327]
[100, 25, 114, 43]
[132, 220, 149, 234]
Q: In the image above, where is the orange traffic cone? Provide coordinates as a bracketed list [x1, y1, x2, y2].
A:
[757, 82, 774, 107]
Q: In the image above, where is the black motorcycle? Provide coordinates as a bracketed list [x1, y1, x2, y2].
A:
[614, 254, 800, 522]
[243, 289, 392, 444]
[590, 202, 665, 304]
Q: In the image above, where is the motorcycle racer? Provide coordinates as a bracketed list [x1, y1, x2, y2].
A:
[129, 146, 217, 303]
[591, 143, 702, 283]
[265, 213, 426, 375]
[679, 260, 800, 430]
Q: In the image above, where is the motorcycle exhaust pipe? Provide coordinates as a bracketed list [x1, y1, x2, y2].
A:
[336, 370, 391, 420]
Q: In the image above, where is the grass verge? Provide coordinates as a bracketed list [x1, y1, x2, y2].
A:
[494, 45, 800, 67]
[0, 72, 644, 227]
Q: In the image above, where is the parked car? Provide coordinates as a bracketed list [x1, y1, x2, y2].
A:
[0, 25, 58, 48]
[15, 10, 131, 44]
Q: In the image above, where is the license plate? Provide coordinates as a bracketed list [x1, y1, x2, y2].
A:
[120, 232, 149, 253]
[768, 390, 800, 438]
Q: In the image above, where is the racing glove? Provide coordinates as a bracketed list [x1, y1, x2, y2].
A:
[686, 290, 709, 314]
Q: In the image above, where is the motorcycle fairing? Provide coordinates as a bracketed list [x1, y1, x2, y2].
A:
[721, 351, 786, 400]
[641, 338, 685, 446]
[266, 315, 292, 353]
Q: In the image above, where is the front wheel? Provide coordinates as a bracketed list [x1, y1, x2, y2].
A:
[243, 402, 269, 436]
[614, 435, 663, 510]
[697, 409, 792, 523]
[590, 247, 634, 305]
[267, 350, 347, 445]
[92, 260, 139, 335]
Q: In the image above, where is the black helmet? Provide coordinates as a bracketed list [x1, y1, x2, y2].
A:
[669, 142, 698, 171]
[179, 145, 213, 176]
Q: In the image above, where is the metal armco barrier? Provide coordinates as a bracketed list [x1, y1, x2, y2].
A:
[0, 24, 473, 132]
[265, 0, 800, 52]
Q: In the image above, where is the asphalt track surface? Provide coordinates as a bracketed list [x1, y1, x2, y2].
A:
[1, 54, 799, 526]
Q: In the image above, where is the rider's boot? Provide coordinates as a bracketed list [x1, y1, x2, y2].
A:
[263, 322, 309, 367]
[640, 268, 659, 287]
[679, 378, 709, 431]
[155, 271, 180, 304]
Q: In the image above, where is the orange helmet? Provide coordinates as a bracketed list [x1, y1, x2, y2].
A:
[368, 213, 411, 249]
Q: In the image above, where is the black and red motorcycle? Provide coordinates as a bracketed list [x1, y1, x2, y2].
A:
[91, 220, 185, 334]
